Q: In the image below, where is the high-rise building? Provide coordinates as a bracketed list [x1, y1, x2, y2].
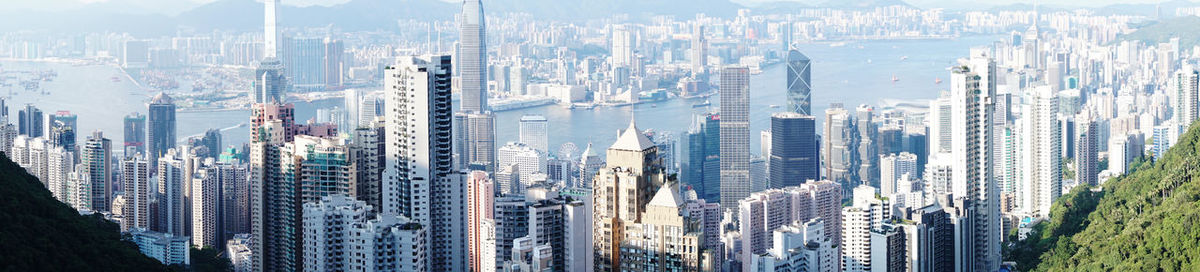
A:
[897, 204, 956, 272]
[147, 93, 176, 173]
[302, 195, 428, 272]
[130, 229, 191, 266]
[691, 24, 706, 76]
[519, 115, 549, 154]
[253, 59, 288, 104]
[463, 112, 497, 172]
[284, 37, 327, 88]
[592, 118, 667, 271]
[880, 152, 917, 197]
[683, 113, 720, 203]
[192, 162, 223, 248]
[737, 181, 843, 271]
[1076, 114, 1100, 187]
[384, 55, 464, 271]
[121, 155, 150, 232]
[218, 162, 250, 241]
[18, 104, 42, 137]
[156, 148, 189, 237]
[80, 131, 112, 212]
[869, 224, 907, 272]
[855, 105, 879, 188]
[124, 113, 146, 156]
[948, 59, 1000, 271]
[47, 146, 73, 205]
[48, 111, 77, 154]
[322, 37, 344, 89]
[720, 66, 751, 210]
[577, 143, 604, 188]
[263, 0, 280, 59]
[841, 185, 892, 272]
[824, 104, 860, 195]
[619, 183, 713, 271]
[611, 25, 636, 69]
[1174, 66, 1199, 126]
[769, 112, 818, 188]
[459, 0, 488, 113]
[351, 125, 386, 211]
[786, 50, 812, 115]
[250, 104, 298, 271]
[748, 219, 836, 272]
[1020, 86, 1061, 217]
[497, 142, 545, 195]
[283, 135, 354, 204]
[494, 196, 529, 270]
[466, 171, 495, 272]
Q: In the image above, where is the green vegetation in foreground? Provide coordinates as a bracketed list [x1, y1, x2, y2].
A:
[0, 153, 166, 271]
[1005, 123, 1200, 270]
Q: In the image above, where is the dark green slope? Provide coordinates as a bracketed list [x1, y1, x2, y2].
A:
[1010, 123, 1200, 271]
[0, 154, 165, 271]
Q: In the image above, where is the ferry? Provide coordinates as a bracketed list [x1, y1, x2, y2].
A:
[892, 75, 900, 82]
[935, 78, 943, 84]
[900, 56, 909, 61]
[111, 76, 121, 82]
[769, 105, 781, 109]
[691, 99, 711, 108]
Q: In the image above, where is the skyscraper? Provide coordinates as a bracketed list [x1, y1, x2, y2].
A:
[824, 104, 860, 195]
[81, 131, 112, 213]
[1175, 66, 1199, 127]
[519, 115, 549, 154]
[264, 0, 280, 59]
[592, 118, 669, 271]
[460, 0, 488, 113]
[949, 58, 1000, 271]
[786, 50, 812, 115]
[1020, 86, 1061, 217]
[147, 93, 176, 173]
[384, 55, 464, 271]
[769, 112, 818, 188]
[880, 152, 917, 197]
[611, 25, 635, 69]
[683, 113, 721, 203]
[691, 23, 706, 76]
[464, 112, 496, 171]
[856, 105, 879, 187]
[1076, 113, 1100, 187]
[720, 66, 751, 210]
[253, 59, 288, 104]
[48, 111, 77, 153]
[121, 155, 150, 232]
[18, 104, 42, 137]
[124, 113, 146, 156]
[466, 171, 494, 272]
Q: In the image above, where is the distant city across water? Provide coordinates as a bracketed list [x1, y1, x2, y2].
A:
[0, 34, 1002, 159]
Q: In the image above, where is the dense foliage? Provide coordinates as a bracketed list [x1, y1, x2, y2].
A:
[0, 154, 166, 271]
[1007, 124, 1200, 270]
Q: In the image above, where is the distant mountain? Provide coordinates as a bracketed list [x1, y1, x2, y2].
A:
[819, 0, 912, 10]
[751, 2, 818, 15]
[1094, 0, 1199, 17]
[1005, 122, 1200, 270]
[1117, 16, 1200, 48]
[0, 154, 165, 271]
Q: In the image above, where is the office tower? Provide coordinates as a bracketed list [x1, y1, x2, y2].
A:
[23, 137, 48, 186]
[691, 24, 706, 76]
[284, 37, 327, 88]
[786, 50, 812, 115]
[351, 125, 385, 211]
[842, 185, 892, 272]
[928, 93, 953, 155]
[460, 0, 488, 113]
[323, 37, 344, 88]
[519, 115, 549, 154]
[48, 111, 77, 153]
[157, 148, 189, 237]
[949, 59, 1000, 271]
[612, 24, 635, 68]
[619, 183, 712, 271]
[578, 143, 603, 188]
[497, 142, 544, 194]
[47, 146, 73, 204]
[192, 163, 221, 248]
[1020, 86, 1061, 217]
[647, 130, 678, 175]
[18, 104, 42, 137]
[769, 112, 818, 188]
[880, 152, 917, 197]
[81, 131, 112, 212]
[683, 113, 720, 203]
[593, 118, 667, 271]
[563, 198, 592, 272]
[253, 59, 288, 104]
[855, 105, 879, 187]
[720, 66, 751, 210]
[750, 157, 768, 193]
[824, 104, 860, 195]
[302, 195, 428, 272]
[147, 93, 176, 173]
[1175, 67, 1199, 126]
[467, 171, 494, 272]
[1076, 115, 1100, 186]
[264, 0, 280, 59]
[124, 113, 146, 156]
[869, 224, 906, 272]
[283, 135, 354, 204]
[384, 55, 463, 271]
[218, 162, 250, 241]
[189, 129, 221, 159]
[130, 229, 191, 265]
[749, 219, 836, 272]
[464, 112, 497, 172]
[120, 156, 149, 232]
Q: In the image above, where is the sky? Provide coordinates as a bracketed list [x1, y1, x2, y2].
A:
[0, 0, 1188, 15]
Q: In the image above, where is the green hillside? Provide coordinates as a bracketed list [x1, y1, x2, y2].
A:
[1117, 16, 1200, 49]
[0, 154, 166, 271]
[1007, 123, 1200, 270]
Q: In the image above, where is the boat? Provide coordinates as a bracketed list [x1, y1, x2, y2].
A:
[900, 56, 909, 61]
[892, 75, 900, 82]
[769, 105, 780, 109]
[935, 78, 943, 84]
[111, 76, 121, 82]
[692, 99, 711, 108]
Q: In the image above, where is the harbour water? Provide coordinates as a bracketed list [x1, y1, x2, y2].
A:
[0, 34, 1001, 158]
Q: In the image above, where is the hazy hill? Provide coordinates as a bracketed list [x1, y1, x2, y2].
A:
[0, 154, 166, 271]
[1005, 122, 1200, 270]
[1117, 16, 1200, 49]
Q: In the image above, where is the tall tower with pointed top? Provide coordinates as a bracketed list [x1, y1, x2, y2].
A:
[459, 0, 487, 113]
[264, 0, 280, 59]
